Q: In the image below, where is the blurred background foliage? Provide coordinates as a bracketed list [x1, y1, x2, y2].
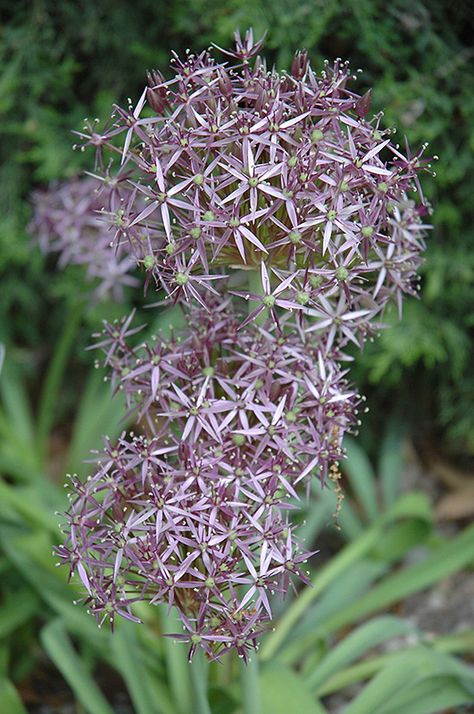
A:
[1, 1, 474, 712]
[1, 0, 473, 458]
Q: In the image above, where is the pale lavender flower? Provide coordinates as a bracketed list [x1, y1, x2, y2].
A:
[30, 175, 139, 301]
[96, 299, 359, 484]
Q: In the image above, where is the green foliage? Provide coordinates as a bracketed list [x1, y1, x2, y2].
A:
[41, 620, 115, 714]
[257, 662, 324, 714]
[260, 436, 474, 713]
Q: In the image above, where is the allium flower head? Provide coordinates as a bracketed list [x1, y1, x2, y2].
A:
[57, 30, 430, 659]
[58, 434, 311, 661]
[95, 299, 359, 485]
[78, 29, 430, 347]
[58, 298, 359, 658]
[31, 175, 139, 301]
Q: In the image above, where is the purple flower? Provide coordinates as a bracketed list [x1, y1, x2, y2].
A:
[30, 175, 140, 301]
[74, 32, 428, 346]
[58, 300, 358, 657]
[58, 428, 313, 661]
[56, 31, 429, 659]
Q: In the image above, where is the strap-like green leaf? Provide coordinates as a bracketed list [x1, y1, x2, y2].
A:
[0, 589, 39, 639]
[66, 369, 128, 477]
[0, 678, 28, 714]
[344, 647, 474, 714]
[317, 524, 474, 639]
[343, 437, 379, 522]
[282, 560, 387, 664]
[378, 675, 474, 714]
[343, 648, 428, 714]
[259, 662, 326, 714]
[378, 424, 405, 508]
[112, 623, 169, 714]
[307, 616, 416, 690]
[40, 619, 114, 714]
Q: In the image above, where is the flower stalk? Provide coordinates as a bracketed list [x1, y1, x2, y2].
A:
[240, 653, 261, 714]
[189, 651, 211, 714]
[37, 300, 84, 458]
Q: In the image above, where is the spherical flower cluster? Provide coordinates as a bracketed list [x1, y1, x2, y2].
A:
[31, 176, 139, 301]
[95, 298, 359, 487]
[77, 30, 429, 347]
[58, 437, 310, 661]
[57, 30, 429, 659]
[58, 298, 359, 658]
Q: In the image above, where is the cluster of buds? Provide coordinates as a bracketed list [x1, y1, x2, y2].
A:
[56, 30, 429, 659]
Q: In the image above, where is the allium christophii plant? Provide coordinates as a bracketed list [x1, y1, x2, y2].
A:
[56, 30, 430, 660]
[31, 176, 139, 301]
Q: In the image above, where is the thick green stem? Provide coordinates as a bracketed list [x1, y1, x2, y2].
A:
[189, 651, 211, 714]
[247, 268, 266, 323]
[36, 301, 83, 459]
[240, 654, 261, 714]
[160, 607, 192, 714]
[238, 270, 263, 714]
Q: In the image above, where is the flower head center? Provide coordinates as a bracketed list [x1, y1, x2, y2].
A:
[176, 272, 189, 286]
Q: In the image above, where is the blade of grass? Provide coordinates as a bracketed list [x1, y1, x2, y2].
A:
[112, 622, 164, 714]
[261, 492, 433, 661]
[343, 647, 474, 714]
[189, 651, 211, 714]
[0, 678, 28, 714]
[66, 369, 127, 476]
[281, 560, 388, 666]
[0, 527, 108, 648]
[315, 523, 474, 640]
[276, 487, 364, 622]
[139, 676, 179, 714]
[0, 363, 40, 474]
[306, 616, 416, 690]
[37, 301, 83, 456]
[0, 479, 61, 532]
[378, 675, 474, 714]
[260, 521, 384, 660]
[241, 655, 261, 714]
[258, 662, 325, 714]
[0, 589, 39, 638]
[160, 606, 193, 714]
[342, 649, 431, 714]
[40, 619, 114, 714]
[0, 362, 35, 449]
[342, 437, 379, 522]
[296, 489, 336, 545]
[378, 423, 405, 509]
[316, 630, 474, 697]
[284, 513, 431, 666]
[371, 518, 431, 563]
